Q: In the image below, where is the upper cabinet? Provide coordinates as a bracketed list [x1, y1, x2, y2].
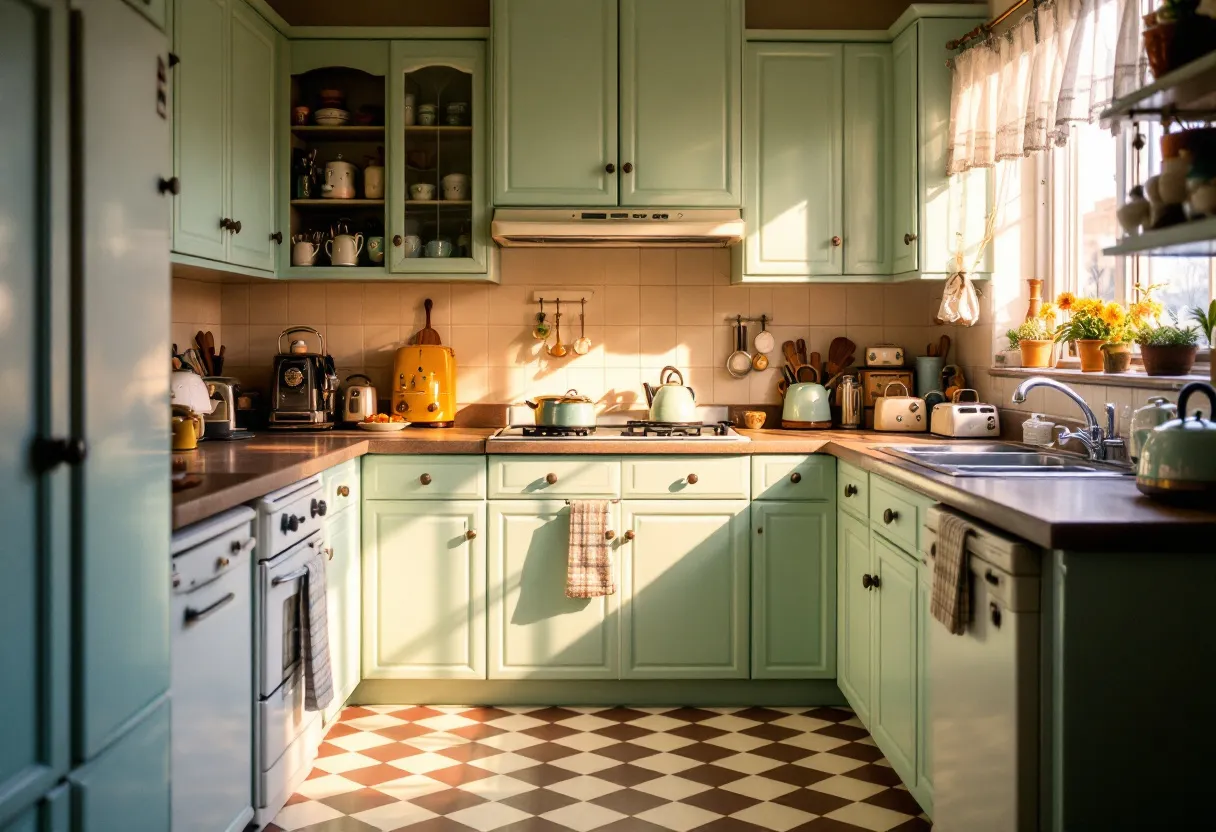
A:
[842, 44, 893, 275]
[891, 28, 919, 274]
[493, 0, 741, 207]
[172, 0, 279, 273]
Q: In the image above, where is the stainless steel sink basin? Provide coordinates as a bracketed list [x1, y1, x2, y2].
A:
[881, 443, 1133, 478]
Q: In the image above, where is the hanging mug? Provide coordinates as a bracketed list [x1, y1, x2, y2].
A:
[326, 233, 364, 267]
[292, 240, 320, 266]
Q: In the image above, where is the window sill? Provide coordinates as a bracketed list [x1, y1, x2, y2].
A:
[989, 365, 1212, 391]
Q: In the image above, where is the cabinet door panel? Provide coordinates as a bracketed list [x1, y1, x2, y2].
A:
[488, 502, 620, 679]
[363, 502, 486, 679]
[71, 699, 170, 832]
[752, 503, 836, 679]
[744, 44, 842, 277]
[836, 511, 873, 724]
[172, 0, 228, 261]
[891, 26, 918, 274]
[324, 506, 361, 722]
[621, 501, 749, 679]
[871, 534, 919, 782]
[227, 2, 276, 271]
[916, 565, 934, 813]
[842, 44, 892, 275]
[619, 0, 741, 207]
[0, 0, 71, 819]
[492, 0, 618, 205]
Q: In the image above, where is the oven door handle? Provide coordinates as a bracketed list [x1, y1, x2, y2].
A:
[184, 592, 236, 625]
[271, 567, 310, 586]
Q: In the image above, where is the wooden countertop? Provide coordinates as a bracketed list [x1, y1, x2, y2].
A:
[172, 427, 1216, 551]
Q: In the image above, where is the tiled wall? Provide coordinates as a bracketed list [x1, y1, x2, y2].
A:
[171, 278, 223, 360]
[173, 248, 990, 410]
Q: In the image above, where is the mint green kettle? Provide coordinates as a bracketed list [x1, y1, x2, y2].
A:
[1136, 382, 1216, 503]
[644, 366, 697, 423]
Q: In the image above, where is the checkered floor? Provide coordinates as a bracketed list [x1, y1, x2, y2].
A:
[268, 705, 931, 832]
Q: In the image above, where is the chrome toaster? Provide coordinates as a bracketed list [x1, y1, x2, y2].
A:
[930, 389, 1000, 438]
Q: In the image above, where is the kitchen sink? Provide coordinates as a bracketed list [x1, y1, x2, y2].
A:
[881, 443, 1134, 478]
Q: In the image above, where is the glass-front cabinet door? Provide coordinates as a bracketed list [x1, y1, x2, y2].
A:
[388, 41, 493, 279]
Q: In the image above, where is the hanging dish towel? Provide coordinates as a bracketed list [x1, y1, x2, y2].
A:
[300, 550, 334, 711]
[931, 512, 974, 636]
[935, 271, 981, 326]
[566, 500, 615, 598]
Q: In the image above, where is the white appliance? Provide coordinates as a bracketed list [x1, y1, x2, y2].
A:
[864, 344, 905, 366]
[170, 506, 257, 832]
[929, 389, 1000, 438]
[253, 476, 329, 826]
[491, 208, 744, 247]
[489, 408, 749, 442]
[925, 506, 1041, 832]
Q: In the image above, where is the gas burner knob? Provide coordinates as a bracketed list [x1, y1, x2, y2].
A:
[288, 515, 300, 532]
[310, 498, 328, 518]
[280, 514, 289, 533]
[318, 500, 327, 516]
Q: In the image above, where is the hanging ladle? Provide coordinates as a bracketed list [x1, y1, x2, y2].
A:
[573, 298, 591, 355]
[548, 299, 568, 357]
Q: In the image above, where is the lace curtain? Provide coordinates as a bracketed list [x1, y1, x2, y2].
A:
[947, 0, 1148, 175]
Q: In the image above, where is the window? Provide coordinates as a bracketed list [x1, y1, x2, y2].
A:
[1049, 120, 1215, 333]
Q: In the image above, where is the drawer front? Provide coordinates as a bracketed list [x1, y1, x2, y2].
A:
[837, 460, 869, 518]
[363, 455, 486, 500]
[322, 458, 361, 513]
[489, 456, 621, 499]
[622, 456, 750, 499]
[869, 476, 920, 552]
[751, 455, 835, 501]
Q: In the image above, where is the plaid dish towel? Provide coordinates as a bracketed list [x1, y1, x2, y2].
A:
[930, 511, 973, 636]
[566, 500, 615, 598]
[301, 550, 334, 711]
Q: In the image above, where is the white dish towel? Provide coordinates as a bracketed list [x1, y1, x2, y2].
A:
[301, 550, 334, 711]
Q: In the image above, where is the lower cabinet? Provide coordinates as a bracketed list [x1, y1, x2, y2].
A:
[870, 533, 919, 783]
[5, 785, 68, 832]
[487, 501, 621, 679]
[836, 509, 874, 724]
[324, 505, 362, 724]
[69, 698, 170, 832]
[751, 502, 836, 679]
[362, 501, 486, 679]
[620, 501, 750, 679]
[915, 556, 933, 814]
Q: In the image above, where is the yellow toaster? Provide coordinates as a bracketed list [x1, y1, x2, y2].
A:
[391, 344, 457, 427]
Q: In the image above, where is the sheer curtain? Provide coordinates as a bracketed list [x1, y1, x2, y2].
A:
[947, 0, 1147, 175]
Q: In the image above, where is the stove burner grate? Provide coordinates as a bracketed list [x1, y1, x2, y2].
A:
[512, 424, 595, 438]
[620, 420, 733, 438]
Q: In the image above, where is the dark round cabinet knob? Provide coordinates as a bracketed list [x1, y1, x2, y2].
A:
[686, 473, 699, 485]
[883, 508, 898, 525]
[605, 530, 616, 540]
[270, 231, 283, 244]
[466, 530, 477, 540]
[871, 575, 882, 589]
[622, 162, 634, 174]
[831, 236, 842, 247]
[624, 530, 636, 541]
[605, 163, 616, 173]
[420, 473, 433, 486]
[930, 542, 936, 557]
[393, 235, 403, 247]
[220, 217, 233, 230]
[904, 233, 918, 245]
[158, 176, 180, 195]
[844, 484, 858, 497]
[862, 573, 873, 589]
[545, 473, 558, 485]
[790, 472, 802, 484]
[231, 220, 242, 234]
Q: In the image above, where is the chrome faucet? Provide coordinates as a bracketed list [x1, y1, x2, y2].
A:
[1011, 377, 1127, 463]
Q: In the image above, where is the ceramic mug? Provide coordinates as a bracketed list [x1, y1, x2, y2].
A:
[292, 106, 310, 125]
[410, 183, 436, 201]
[367, 235, 385, 264]
[364, 165, 385, 199]
[442, 173, 470, 201]
[171, 405, 203, 451]
[292, 240, 319, 266]
[403, 234, 423, 258]
[326, 232, 364, 266]
[425, 239, 452, 258]
[741, 411, 766, 430]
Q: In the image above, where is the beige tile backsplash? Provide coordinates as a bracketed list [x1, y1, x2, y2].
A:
[173, 248, 988, 410]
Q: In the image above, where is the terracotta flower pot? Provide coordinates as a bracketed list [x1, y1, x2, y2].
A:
[1019, 339, 1054, 369]
[1144, 18, 1216, 79]
[1100, 342, 1133, 373]
[1076, 339, 1106, 372]
[1141, 344, 1199, 376]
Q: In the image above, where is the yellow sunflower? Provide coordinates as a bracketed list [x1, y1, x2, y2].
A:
[1073, 297, 1101, 317]
[1100, 302, 1126, 327]
[1056, 291, 1076, 311]
[1038, 301, 1058, 321]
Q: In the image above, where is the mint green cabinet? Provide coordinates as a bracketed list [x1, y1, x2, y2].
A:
[487, 501, 621, 679]
[743, 43, 842, 277]
[751, 502, 836, 679]
[492, 0, 618, 206]
[6, 785, 68, 832]
[362, 501, 486, 679]
[842, 44, 892, 275]
[323, 503, 361, 724]
[70, 698, 170, 832]
[619, 0, 741, 206]
[915, 556, 933, 815]
[836, 510, 873, 724]
[890, 26, 918, 274]
[870, 533, 919, 786]
[620, 501, 749, 679]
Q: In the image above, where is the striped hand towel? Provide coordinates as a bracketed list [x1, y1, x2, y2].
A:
[930, 511, 973, 636]
[566, 500, 615, 598]
[301, 550, 334, 711]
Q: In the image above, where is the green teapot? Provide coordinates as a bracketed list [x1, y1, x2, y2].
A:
[1136, 382, 1216, 503]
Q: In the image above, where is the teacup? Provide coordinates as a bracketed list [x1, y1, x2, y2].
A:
[403, 234, 422, 258]
[367, 236, 385, 264]
[410, 183, 436, 201]
[292, 240, 319, 266]
[741, 411, 767, 430]
[425, 239, 453, 258]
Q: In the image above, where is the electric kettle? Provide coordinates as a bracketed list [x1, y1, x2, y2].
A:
[781, 366, 832, 429]
[342, 374, 378, 424]
[1136, 382, 1216, 503]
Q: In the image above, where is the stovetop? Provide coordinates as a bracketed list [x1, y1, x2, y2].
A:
[490, 420, 748, 442]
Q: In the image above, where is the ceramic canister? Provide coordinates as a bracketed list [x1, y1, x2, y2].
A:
[442, 173, 470, 200]
[364, 164, 385, 199]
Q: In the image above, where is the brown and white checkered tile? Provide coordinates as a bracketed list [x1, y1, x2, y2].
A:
[266, 705, 932, 832]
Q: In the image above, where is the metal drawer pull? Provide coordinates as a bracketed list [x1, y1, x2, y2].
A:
[605, 530, 616, 540]
[862, 573, 874, 589]
[686, 473, 699, 485]
[984, 570, 999, 586]
[546, 473, 558, 485]
[272, 567, 310, 586]
[624, 530, 636, 541]
[790, 472, 802, 483]
[466, 530, 477, 540]
[230, 536, 256, 554]
[420, 473, 433, 485]
[184, 592, 235, 625]
[883, 508, 898, 524]
[844, 484, 858, 497]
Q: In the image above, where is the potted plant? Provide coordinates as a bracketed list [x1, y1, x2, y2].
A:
[1189, 299, 1216, 384]
[1007, 318, 1053, 368]
[1138, 320, 1201, 375]
[1054, 297, 1122, 372]
[1143, 0, 1216, 78]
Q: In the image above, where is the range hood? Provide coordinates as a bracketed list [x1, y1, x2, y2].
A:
[491, 208, 743, 247]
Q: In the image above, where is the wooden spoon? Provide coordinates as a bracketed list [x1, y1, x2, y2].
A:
[415, 298, 442, 345]
[827, 337, 854, 375]
[783, 340, 799, 368]
[796, 338, 808, 366]
[938, 334, 951, 362]
[808, 351, 821, 374]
